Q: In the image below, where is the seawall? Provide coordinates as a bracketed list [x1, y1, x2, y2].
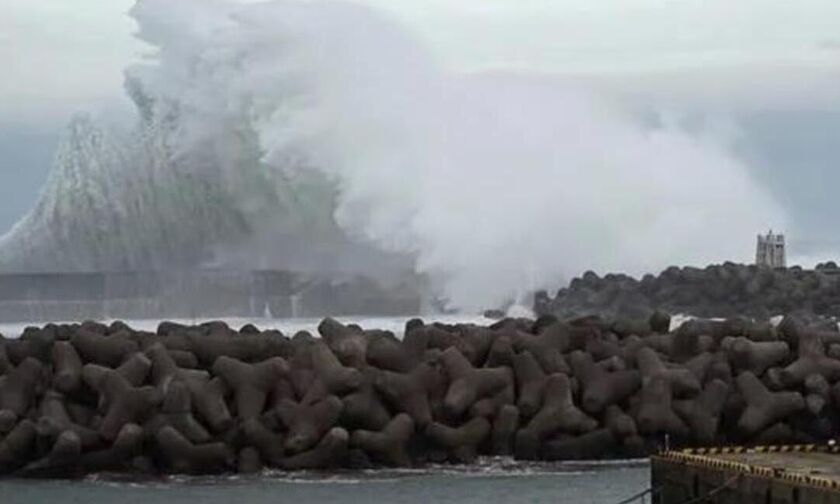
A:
[652, 446, 840, 503]
[1, 312, 840, 476]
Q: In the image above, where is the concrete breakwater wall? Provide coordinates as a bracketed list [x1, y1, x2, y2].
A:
[0, 270, 422, 323]
[1, 312, 839, 476]
[652, 446, 840, 503]
[535, 262, 840, 321]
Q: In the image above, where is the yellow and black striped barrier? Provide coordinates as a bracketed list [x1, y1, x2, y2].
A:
[679, 444, 822, 455]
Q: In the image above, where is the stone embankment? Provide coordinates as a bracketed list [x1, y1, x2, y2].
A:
[535, 262, 840, 320]
[0, 312, 838, 476]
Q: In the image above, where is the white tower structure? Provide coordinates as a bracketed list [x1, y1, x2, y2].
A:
[756, 230, 786, 268]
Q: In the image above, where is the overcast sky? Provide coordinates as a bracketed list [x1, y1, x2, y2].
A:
[1, 0, 840, 257]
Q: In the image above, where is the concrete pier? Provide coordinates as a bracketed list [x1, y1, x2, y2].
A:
[652, 445, 840, 503]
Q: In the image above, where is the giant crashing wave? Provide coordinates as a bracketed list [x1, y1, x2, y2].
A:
[0, 79, 407, 277]
[0, 0, 418, 280]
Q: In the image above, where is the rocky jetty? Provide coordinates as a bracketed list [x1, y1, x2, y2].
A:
[0, 312, 838, 476]
[535, 262, 840, 320]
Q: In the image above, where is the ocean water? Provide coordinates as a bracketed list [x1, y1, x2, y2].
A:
[0, 459, 650, 504]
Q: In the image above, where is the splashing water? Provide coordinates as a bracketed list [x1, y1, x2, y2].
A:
[0, 0, 786, 311]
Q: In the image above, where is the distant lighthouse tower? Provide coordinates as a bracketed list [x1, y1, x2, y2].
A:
[756, 230, 786, 268]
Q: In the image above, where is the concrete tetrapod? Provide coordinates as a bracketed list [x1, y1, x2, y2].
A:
[341, 372, 392, 431]
[440, 347, 511, 418]
[309, 341, 363, 394]
[241, 417, 286, 467]
[146, 343, 185, 388]
[543, 429, 618, 461]
[275, 395, 343, 455]
[71, 329, 138, 367]
[721, 337, 790, 376]
[120, 351, 153, 383]
[569, 351, 640, 414]
[515, 374, 597, 460]
[469, 382, 515, 419]
[145, 343, 233, 432]
[676, 319, 733, 345]
[351, 413, 415, 467]
[511, 324, 572, 374]
[366, 336, 411, 373]
[649, 310, 672, 334]
[0, 358, 44, 431]
[0, 419, 36, 472]
[186, 376, 234, 433]
[754, 422, 796, 445]
[150, 379, 212, 443]
[491, 404, 520, 456]
[36, 390, 101, 449]
[586, 337, 622, 362]
[0, 341, 9, 376]
[634, 376, 689, 438]
[683, 352, 715, 384]
[20, 430, 82, 476]
[155, 425, 232, 474]
[187, 330, 289, 367]
[670, 330, 714, 363]
[237, 446, 262, 474]
[779, 331, 840, 387]
[423, 326, 477, 363]
[640, 334, 675, 356]
[281, 427, 349, 470]
[318, 318, 369, 369]
[512, 351, 547, 418]
[673, 379, 729, 444]
[736, 371, 805, 436]
[5, 328, 54, 365]
[425, 416, 491, 463]
[611, 319, 654, 339]
[539, 321, 599, 353]
[485, 335, 515, 368]
[636, 347, 701, 397]
[374, 364, 436, 428]
[82, 364, 160, 441]
[401, 324, 431, 367]
[440, 326, 486, 355]
[804, 374, 831, 416]
[51, 342, 83, 394]
[461, 328, 496, 367]
[603, 405, 637, 440]
[211, 356, 289, 420]
[168, 350, 199, 369]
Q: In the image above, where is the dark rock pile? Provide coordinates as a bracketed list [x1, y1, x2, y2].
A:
[535, 262, 840, 320]
[0, 312, 839, 477]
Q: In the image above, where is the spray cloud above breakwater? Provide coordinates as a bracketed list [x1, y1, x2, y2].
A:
[0, 0, 786, 311]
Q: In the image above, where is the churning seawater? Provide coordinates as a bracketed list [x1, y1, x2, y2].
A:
[0, 459, 649, 504]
